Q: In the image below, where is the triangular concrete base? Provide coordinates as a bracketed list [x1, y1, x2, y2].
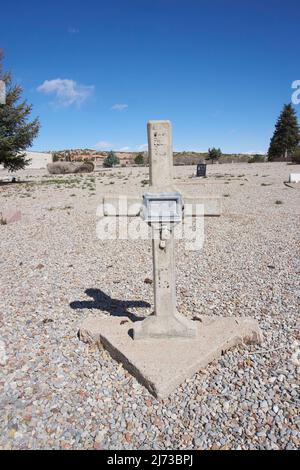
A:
[79, 315, 263, 399]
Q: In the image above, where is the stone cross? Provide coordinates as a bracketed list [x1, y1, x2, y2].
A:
[135, 121, 198, 339]
[81, 120, 262, 398]
[100, 120, 221, 340]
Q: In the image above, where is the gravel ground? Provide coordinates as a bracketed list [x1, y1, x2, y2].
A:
[0, 162, 299, 450]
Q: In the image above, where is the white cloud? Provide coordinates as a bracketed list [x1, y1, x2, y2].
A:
[211, 110, 221, 118]
[111, 103, 128, 111]
[244, 150, 266, 155]
[119, 146, 130, 151]
[94, 141, 112, 149]
[174, 147, 207, 152]
[138, 143, 148, 151]
[37, 78, 94, 107]
[68, 27, 79, 34]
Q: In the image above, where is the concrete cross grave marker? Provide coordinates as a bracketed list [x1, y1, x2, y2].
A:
[79, 120, 263, 398]
[135, 121, 198, 340]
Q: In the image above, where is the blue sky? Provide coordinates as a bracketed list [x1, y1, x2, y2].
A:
[1, 0, 300, 153]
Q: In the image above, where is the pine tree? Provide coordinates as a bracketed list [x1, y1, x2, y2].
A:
[103, 150, 119, 168]
[0, 51, 40, 171]
[207, 147, 222, 164]
[134, 153, 144, 165]
[268, 104, 300, 161]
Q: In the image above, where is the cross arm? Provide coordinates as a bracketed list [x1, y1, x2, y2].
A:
[97, 195, 221, 217]
[183, 196, 221, 217]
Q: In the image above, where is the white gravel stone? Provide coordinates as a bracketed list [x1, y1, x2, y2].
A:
[0, 339, 8, 366]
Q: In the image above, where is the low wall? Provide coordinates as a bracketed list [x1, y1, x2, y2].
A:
[25, 152, 53, 169]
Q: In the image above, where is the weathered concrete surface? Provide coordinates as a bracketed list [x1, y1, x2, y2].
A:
[148, 121, 173, 189]
[100, 195, 221, 217]
[25, 151, 53, 170]
[183, 196, 221, 217]
[79, 315, 263, 399]
[133, 310, 197, 340]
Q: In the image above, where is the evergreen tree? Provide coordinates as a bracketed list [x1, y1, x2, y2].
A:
[134, 152, 144, 165]
[291, 146, 300, 164]
[103, 150, 119, 167]
[268, 104, 300, 161]
[207, 147, 222, 164]
[0, 51, 40, 171]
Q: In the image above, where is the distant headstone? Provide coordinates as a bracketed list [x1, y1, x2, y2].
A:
[289, 173, 300, 183]
[196, 163, 207, 177]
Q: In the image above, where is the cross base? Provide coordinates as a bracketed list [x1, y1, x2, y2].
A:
[79, 314, 263, 399]
[133, 312, 197, 339]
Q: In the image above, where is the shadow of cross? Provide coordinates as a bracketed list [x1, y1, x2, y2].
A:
[70, 288, 150, 323]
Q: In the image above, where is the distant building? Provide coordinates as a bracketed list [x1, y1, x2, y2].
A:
[77, 152, 134, 166]
[25, 151, 53, 169]
[73, 154, 104, 164]
[115, 152, 133, 166]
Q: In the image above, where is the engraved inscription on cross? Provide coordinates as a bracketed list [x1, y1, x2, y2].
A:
[100, 120, 221, 340]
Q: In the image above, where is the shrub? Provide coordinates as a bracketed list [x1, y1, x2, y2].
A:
[173, 153, 205, 165]
[103, 151, 119, 168]
[52, 153, 61, 162]
[207, 147, 222, 164]
[291, 148, 300, 164]
[248, 155, 265, 163]
[77, 161, 94, 173]
[134, 153, 144, 165]
[47, 161, 94, 174]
